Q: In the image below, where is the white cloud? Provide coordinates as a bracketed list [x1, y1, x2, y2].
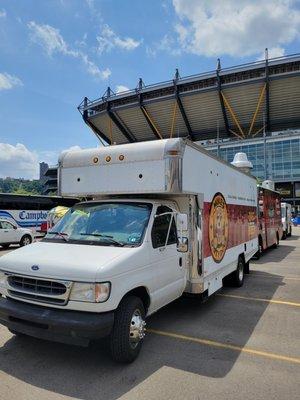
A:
[0, 143, 39, 179]
[28, 21, 110, 80]
[28, 21, 68, 56]
[0, 73, 23, 91]
[146, 34, 181, 57]
[39, 146, 82, 166]
[172, 0, 300, 57]
[75, 32, 88, 48]
[0, 9, 6, 18]
[115, 85, 130, 93]
[0, 143, 83, 179]
[63, 145, 82, 153]
[257, 46, 285, 61]
[97, 24, 141, 54]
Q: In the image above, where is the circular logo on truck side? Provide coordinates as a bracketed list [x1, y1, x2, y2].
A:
[209, 193, 229, 263]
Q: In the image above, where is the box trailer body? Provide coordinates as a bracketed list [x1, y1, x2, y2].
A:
[257, 186, 283, 253]
[281, 202, 292, 239]
[0, 138, 258, 362]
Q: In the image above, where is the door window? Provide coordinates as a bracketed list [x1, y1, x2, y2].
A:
[151, 206, 177, 248]
[0, 221, 14, 229]
[167, 217, 177, 245]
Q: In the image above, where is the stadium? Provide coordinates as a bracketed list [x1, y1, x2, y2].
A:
[78, 51, 300, 211]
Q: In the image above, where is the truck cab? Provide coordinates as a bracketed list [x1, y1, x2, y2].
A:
[0, 197, 189, 362]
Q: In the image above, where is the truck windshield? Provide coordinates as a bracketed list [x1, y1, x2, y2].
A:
[44, 202, 152, 247]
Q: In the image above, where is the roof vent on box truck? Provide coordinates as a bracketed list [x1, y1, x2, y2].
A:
[231, 152, 253, 174]
[261, 180, 275, 191]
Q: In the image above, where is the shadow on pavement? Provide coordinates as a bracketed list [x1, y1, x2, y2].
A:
[253, 244, 296, 264]
[0, 271, 283, 400]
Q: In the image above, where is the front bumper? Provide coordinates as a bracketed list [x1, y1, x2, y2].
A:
[0, 296, 114, 346]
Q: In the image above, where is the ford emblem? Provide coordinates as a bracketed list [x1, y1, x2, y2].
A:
[31, 265, 39, 271]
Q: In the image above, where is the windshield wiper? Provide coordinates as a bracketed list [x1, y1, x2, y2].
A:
[48, 231, 69, 242]
[80, 233, 124, 247]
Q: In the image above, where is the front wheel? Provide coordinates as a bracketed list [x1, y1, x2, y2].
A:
[110, 296, 146, 363]
[244, 261, 250, 274]
[20, 235, 32, 247]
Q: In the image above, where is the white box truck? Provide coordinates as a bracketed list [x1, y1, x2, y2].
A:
[0, 138, 258, 362]
[281, 202, 292, 239]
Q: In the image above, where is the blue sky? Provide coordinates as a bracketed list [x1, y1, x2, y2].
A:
[0, 0, 300, 179]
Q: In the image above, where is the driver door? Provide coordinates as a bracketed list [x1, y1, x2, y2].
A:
[150, 206, 186, 310]
[0, 221, 17, 243]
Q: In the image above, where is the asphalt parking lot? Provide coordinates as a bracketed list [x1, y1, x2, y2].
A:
[0, 230, 300, 400]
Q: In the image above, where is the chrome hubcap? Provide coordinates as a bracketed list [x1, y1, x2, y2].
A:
[129, 309, 146, 348]
[23, 238, 31, 245]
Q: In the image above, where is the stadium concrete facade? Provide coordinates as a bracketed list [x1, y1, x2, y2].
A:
[79, 52, 300, 212]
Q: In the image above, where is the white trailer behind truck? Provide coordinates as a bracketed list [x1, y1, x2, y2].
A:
[0, 138, 258, 362]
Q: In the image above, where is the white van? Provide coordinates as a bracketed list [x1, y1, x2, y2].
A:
[0, 139, 258, 362]
[0, 219, 33, 249]
[281, 202, 292, 239]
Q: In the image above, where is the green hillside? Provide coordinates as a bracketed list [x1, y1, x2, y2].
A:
[0, 178, 43, 195]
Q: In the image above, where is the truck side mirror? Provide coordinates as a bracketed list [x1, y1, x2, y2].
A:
[177, 237, 188, 253]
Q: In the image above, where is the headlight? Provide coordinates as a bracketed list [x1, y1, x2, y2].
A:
[69, 282, 111, 303]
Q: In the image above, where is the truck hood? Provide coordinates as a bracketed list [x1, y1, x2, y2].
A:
[0, 241, 137, 282]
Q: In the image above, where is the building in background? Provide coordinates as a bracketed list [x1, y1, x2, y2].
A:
[201, 129, 300, 209]
[39, 162, 58, 195]
[78, 52, 300, 212]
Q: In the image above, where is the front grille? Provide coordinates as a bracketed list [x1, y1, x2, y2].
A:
[8, 290, 66, 305]
[8, 276, 66, 295]
[7, 274, 70, 305]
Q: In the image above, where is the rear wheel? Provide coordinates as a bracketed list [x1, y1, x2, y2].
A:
[282, 231, 287, 240]
[255, 238, 263, 260]
[20, 235, 32, 247]
[226, 256, 245, 287]
[9, 329, 25, 337]
[110, 296, 146, 363]
[272, 233, 279, 249]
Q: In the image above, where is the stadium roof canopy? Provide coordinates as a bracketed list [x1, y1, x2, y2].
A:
[78, 52, 300, 145]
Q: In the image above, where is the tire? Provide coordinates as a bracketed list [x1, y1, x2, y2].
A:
[244, 261, 250, 274]
[254, 238, 263, 260]
[228, 256, 245, 287]
[20, 235, 32, 247]
[272, 233, 279, 249]
[1, 244, 10, 250]
[282, 231, 287, 240]
[9, 329, 25, 337]
[110, 296, 146, 363]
